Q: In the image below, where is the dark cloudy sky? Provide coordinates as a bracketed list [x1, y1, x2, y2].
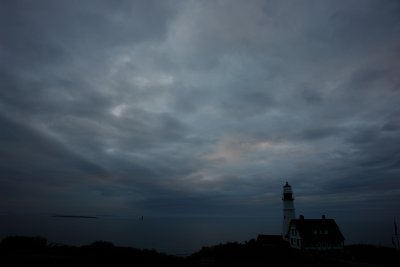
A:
[1, 0, 400, 249]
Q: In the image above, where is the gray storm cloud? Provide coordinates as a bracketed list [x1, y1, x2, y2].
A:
[0, 0, 399, 223]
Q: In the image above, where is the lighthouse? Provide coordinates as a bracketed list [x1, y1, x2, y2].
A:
[282, 182, 295, 240]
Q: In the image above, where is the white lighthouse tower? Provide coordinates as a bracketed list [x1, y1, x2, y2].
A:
[282, 182, 295, 241]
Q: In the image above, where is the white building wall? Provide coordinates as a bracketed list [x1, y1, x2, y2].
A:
[288, 225, 302, 249]
[288, 224, 344, 250]
[282, 184, 295, 240]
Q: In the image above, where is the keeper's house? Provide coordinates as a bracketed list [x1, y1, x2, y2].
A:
[287, 214, 345, 250]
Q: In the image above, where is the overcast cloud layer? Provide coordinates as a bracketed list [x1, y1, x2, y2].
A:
[1, 0, 400, 243]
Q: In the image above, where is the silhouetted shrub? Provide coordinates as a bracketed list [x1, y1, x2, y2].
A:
[344, 244, 399, 266]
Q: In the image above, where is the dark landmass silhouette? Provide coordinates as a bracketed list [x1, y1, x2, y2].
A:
[1, 235, 399, 266]
[53, 215, 97, 219]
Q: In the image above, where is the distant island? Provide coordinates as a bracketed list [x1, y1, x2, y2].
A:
[52, 215, 97, 219]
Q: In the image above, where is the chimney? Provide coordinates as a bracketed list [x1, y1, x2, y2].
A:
[300, 215, 304, 220]
[322, 215, 326, 219]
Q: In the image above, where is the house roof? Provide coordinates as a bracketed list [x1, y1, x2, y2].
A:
[289, 219, 345, 244]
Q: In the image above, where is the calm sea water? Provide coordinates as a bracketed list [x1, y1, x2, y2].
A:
[0, 212, 395, 254]
[0, 213, 280, 255]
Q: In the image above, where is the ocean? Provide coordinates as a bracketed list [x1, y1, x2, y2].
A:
[0, 212, 279, 255]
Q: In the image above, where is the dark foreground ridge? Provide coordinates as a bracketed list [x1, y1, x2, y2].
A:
[1, 235, 399, 266]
